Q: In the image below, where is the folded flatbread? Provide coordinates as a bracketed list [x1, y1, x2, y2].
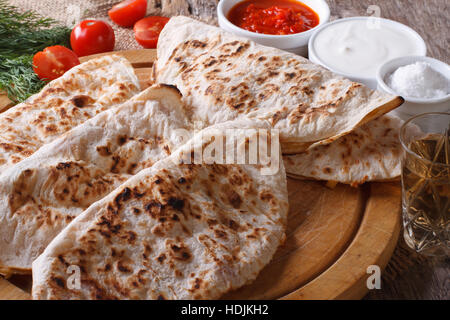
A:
[284, 114, 404, 186]
[0, 55, 140, 173]
[0, 85, 190, 275]
[32, 122, 289, 299]
[154, 16, 404, 154]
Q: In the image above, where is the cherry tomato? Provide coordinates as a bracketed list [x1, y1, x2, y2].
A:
[70, 20, 115, 57]
[32, 45, 80, 81]
[108, 0, 147, 27]
[133, 16, 169, 49]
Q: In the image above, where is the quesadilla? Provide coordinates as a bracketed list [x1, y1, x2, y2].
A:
[284, 114, 405, 186]
[32, 122, 289, 300]
[0, 85, 190, 275]
[154, 16, 404, 154]
[0, 55, 140, 173]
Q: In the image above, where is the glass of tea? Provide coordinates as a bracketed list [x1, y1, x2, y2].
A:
[400, 112, 450, 256]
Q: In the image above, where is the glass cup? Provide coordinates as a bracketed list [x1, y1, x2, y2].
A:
[400, 112, 450, 256]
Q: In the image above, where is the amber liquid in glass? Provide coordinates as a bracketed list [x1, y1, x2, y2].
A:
[402, 134, 450, 256]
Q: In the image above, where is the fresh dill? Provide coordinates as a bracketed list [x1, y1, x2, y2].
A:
[0, 55, 45, 103]
[0, 0, 71, 103]
[0, 26, 71, 58]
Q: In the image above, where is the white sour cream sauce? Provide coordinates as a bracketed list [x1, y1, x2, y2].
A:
[313, 19, 425, 78]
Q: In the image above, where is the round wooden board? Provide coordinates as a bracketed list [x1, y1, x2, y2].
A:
[0, 50, 402, 300]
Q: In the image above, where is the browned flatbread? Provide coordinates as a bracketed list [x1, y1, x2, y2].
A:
[32, 121, 289, 299]
[0, 55, 140, 172]
[155, 16, 404, 154]
[284, 114, 405, 186]
[0, 85, 189, 276]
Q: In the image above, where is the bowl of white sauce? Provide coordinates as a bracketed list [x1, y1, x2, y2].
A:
[308, 17, 427, 89]
[377, 55, 450, 120]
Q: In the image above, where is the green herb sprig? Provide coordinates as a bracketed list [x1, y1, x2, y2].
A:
[0, 0, 71, 103]
[0, 26, 71, 58]
[0, 55, 45, 103]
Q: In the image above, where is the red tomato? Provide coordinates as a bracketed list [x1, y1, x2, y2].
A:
[70, 20, 115, 57]
[133, 16, 169, 49]
[108, 0, 147, 27]
[32, 45, 80, 81]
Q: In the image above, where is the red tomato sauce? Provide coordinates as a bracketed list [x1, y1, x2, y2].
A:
[227, 0, 320, 35]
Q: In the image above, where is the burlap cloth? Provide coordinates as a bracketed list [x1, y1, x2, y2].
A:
[8, 0, 432, 293]
[9, 0, 218, 51]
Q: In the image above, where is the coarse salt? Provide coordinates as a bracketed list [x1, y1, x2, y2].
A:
[387, 62, 450, 99]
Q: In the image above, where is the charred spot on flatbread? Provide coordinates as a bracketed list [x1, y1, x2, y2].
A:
[71, 95, 95, 108]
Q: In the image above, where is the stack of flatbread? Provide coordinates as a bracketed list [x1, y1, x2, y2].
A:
[32, 123, 288, 299]
[0, 84, 190, 275]
[0, 16, 408, 300]
[0, 55, 140, 172]
[154, 16, 406, 186]
[154, 16, 404, 154]
[284, 114, 405, 186]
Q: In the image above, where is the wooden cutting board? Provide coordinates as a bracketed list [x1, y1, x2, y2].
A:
[0, 49, 402, 300]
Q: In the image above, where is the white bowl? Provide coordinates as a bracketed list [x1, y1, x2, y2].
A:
[217, 0, 330, 57]
[308, 17, 427, 89]
[377, 56, 450, 120]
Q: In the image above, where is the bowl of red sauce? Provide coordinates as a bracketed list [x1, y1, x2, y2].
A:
[218, 0, 330, 56]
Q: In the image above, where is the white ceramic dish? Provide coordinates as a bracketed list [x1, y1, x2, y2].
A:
[377, 55, 450, 120]
[308, 17, 427, 89]
[217, 0, 330, 57]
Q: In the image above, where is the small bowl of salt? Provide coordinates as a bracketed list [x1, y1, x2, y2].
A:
[377, 56, 450, 120]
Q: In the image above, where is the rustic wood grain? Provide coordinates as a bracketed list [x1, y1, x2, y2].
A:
[365, 247, 450, 300]
[147, 0, 219, 24]
[0, 94, 12, 113]
[0, 278, 29, 300]
[224, 179, 365, 299]
[282, 183, 402, 300]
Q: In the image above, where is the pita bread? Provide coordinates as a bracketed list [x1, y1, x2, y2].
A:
[0, 85, 190, 275]
[284, 115, 404, 186]
[32, 122, 288, 299]
[154, 16, 404, 154]
[0, 55, 140, 172]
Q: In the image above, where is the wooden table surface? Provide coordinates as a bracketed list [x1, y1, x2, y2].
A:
[158, 0, 449, 300]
